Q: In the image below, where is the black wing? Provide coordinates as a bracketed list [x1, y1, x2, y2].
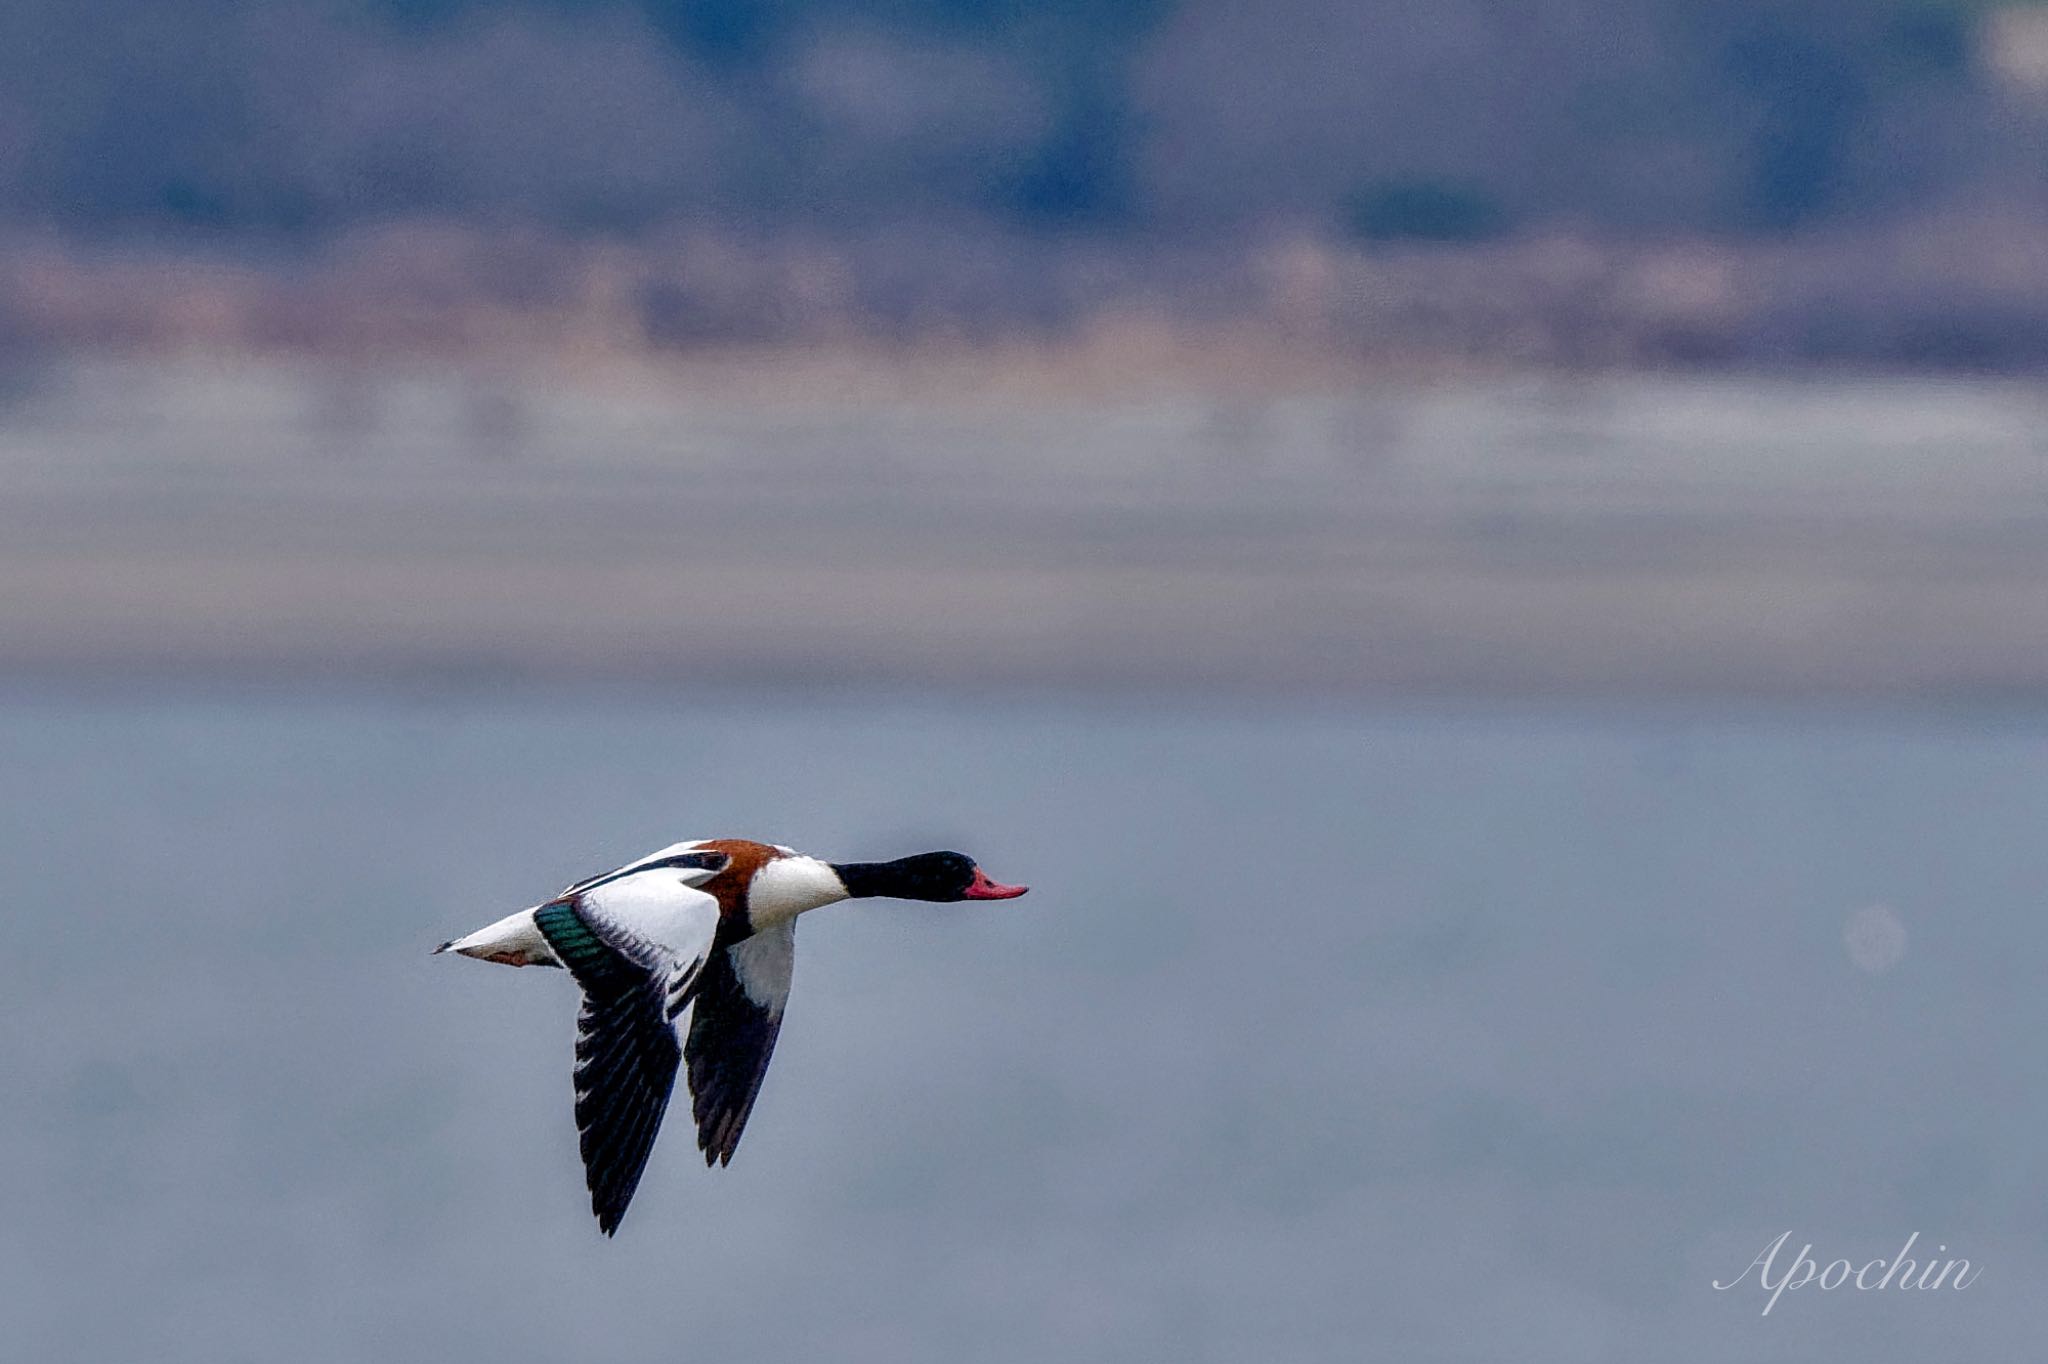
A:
[533, 898, 709, 1235]
[683, 923, 795, 1166]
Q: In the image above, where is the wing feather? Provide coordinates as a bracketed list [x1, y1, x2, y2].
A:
[683, 923, 796, 1167]
[561, 844, 728, 898]
[531, 867, 721, 1235]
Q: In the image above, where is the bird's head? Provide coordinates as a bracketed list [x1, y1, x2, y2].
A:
[831, 850, 1029, 902]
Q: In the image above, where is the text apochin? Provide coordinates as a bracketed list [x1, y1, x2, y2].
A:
[1714, 1231, 1980, 1316]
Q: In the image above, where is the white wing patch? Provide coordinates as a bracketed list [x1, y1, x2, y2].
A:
[579, 865, 723, 959]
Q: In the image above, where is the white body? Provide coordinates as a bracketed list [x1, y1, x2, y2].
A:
[439, 840, 849, 966]
[440, 905, 561, 966]
[745, 853, 850, 928]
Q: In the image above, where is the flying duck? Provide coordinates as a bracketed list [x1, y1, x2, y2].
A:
[434, 837, 1027, 1234]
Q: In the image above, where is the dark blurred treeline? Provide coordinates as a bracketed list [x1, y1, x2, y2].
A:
[0, 0, 2040, 242]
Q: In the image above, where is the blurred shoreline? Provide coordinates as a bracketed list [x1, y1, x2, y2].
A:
[11, 213, 2048, 390]
[6, 354, 2048, 703]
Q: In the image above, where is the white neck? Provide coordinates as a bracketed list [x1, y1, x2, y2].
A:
[746, 855, 850, 928]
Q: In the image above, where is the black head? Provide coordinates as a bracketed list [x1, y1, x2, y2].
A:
[831, 851, 1029, 902]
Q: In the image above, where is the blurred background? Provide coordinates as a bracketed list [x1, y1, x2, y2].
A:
[4, 3, 2048, 1361]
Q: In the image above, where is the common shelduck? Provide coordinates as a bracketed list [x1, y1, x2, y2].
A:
[434, 838, 1027, 1234]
